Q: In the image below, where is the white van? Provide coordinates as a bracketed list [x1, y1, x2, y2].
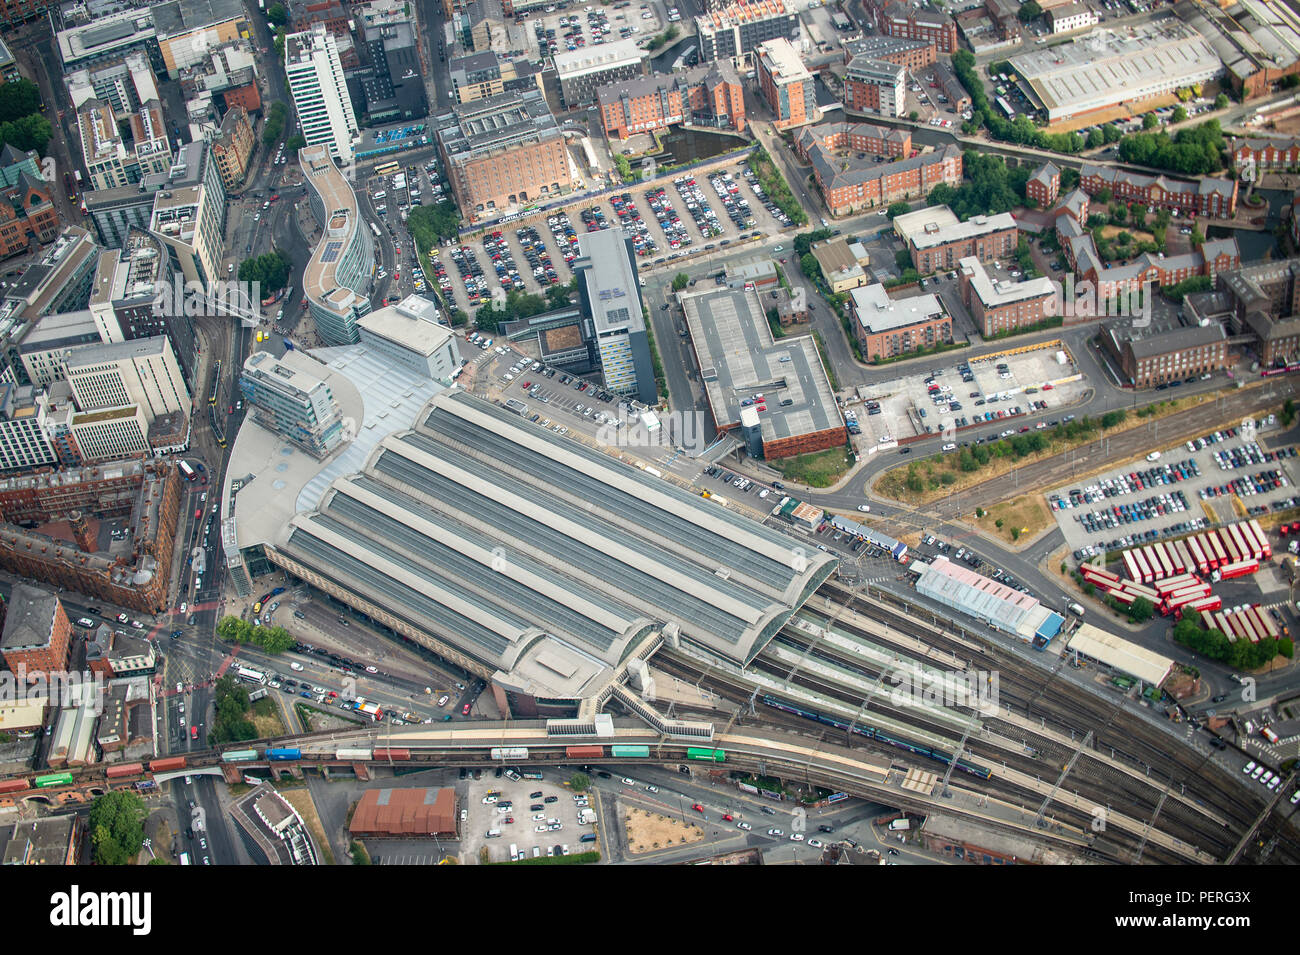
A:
[486, 829, 501, 838]
[373, 191, 387, 200]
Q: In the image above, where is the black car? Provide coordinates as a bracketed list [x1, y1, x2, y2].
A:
[761, 806, 776, 815]
[818, 825, 834, 833]
[544, 795, 558, 804]
[494, 767, 503, 778]
[530, 791, 544, 799]
[530, 803, 544, 811]
[458, 767, 468, 779]
[596, 771, 612, 779]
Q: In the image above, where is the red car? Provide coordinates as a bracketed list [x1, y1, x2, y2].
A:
[522, 381, 531, 388]
[462, 703, 471, 715]
[270, 194, 279, 202]
[504, 816, 515, 824]
[722, 813, 733, 821]
[194, 508, 202, 519]
[190, 726, 198, 740]
[691, 803, 704, 813]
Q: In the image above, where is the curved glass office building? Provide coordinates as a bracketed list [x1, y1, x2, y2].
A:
[300, 144, 373, 345]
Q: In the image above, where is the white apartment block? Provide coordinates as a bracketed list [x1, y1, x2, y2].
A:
[286, 24, 359, 164]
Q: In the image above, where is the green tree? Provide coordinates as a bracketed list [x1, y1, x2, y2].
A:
[0, 113, 52, 153]
[1282, 398, 1296, 427]
[238, 249, 292, 294]
[1086, 128, 1103, 149]
[1017, 0, 1041, 20]
[217, 614, 253, 643]
[267, 2, 289, 25]
[886, 200, 910, 218]
[262, 102, 288, 146]
[908, 110, 919, 121]
[672, 272, 689, 291]
[1143, 113, 1159, 130]
[88, 790, 147, 865]
[569, 772, 590, 792]
[1214, 93, 1230, 110]
[1128, 596, 1155, 623]
[408, 202, 461, 246]
[285, 134, 307, 151]
[210, 675, 257, 744]
[0, 79, 42, 124]
[1172, 106, 1187, 123]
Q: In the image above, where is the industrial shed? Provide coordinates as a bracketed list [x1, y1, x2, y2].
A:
[914, 556, 1064, 645]
[1065, 623, 1174, 687]
[350, 787, 458, 838]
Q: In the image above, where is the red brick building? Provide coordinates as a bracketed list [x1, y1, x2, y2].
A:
[877, 1, 958, 53]
[0, 175, 60, 260]
[755, 38, 819, 130]
[1026, 161, 1060, 208]
[1079, 163, 1237, 219]
[0, 583, 72, 679]
[1101, 316, 1228, 389]
[1230, 136, 1300, 175]
[907, 212, 1018, 273]
[598, 64, 745, 140]
[0, 460, 183, 614]
[842, 35, 936, 72]
[850, 283, 952, 360]
[844, 56, 907, 117]
[958, 257, 1059, 337]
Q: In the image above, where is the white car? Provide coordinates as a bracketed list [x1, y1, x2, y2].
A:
[289, 662, 304, 671]
[857, 505, 871, 512]
[737, 821, 753, 830]
[621, 777, 635, 785]
[942, 443, 956, 452]
[767, 828, 783, 836]
[790, 833, 804, 842]
[365, 665, 378, 673]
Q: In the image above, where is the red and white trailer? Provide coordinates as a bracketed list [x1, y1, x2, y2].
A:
[1132, 548, 1153, 585]
[1121, 550, 1141, 583]
[1185, 595, 1221, 615]
[1204, 531, 1227, 570]
[1215, 558, 1259, 581]
[1118, 580, 1160, 603]
[1155, 573, 1200, 595]
[1186, 535, 1210, 575]
[1236, 521, 1264, 561]
[1248, 519, 1272, 559]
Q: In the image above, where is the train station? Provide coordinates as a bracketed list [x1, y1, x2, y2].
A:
[223, 350, 837, 723]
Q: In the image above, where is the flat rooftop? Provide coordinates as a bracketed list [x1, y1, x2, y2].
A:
[959, 257, 1056, 307]
[553, 37, 645, 78]
[680, 284, 843, 442]
[436, 90, 560, 162]
[850, 283, 945, 333]
[908, 212, 1016, 251]
[576, 228, 642, 335]
[756, 37, 810, 84]
[1009, 19, 1223, 118]
[357, 296, 451, 357]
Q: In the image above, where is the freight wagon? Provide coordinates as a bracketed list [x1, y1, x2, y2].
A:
[335, 748, 373, 760]
[489, 747, 529, 760]
[149, 756, 187, 772]
[565, 745, 605, 759]
[374, 748, 410, 761]
[105, 762, 145, 779]
[610, 744, 650, 758]
[266, 748, 301, 761]
[222, 749, 260, 763]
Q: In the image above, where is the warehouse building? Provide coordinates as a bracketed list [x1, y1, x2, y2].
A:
[349, 787, 458, 838]
[1009, 21, 1223, 124]
[680, 284, 846, 459]
[914, 555, 1065, 648]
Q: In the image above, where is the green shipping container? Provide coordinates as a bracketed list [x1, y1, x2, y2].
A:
[686, 747, 726, 763]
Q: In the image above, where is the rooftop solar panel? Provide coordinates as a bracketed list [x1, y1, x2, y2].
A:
[320, 241, 343, 264]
